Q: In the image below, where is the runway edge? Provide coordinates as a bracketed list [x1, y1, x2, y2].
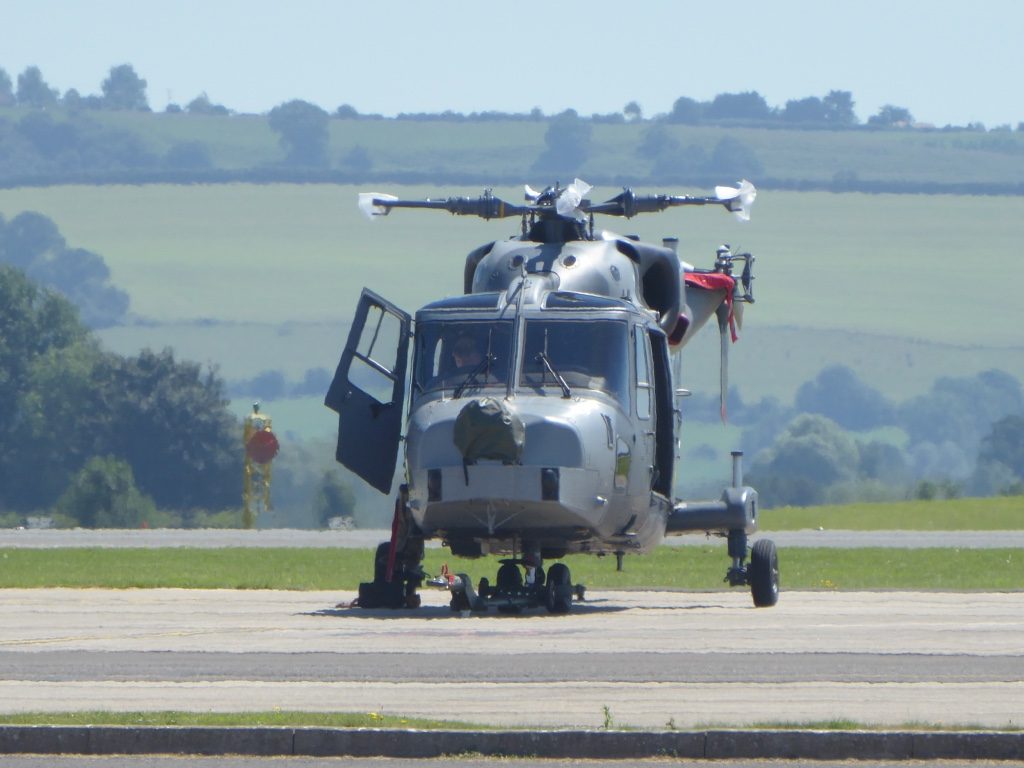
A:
[0, 726, 1021, 760]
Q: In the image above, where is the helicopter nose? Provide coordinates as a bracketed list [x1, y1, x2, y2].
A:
[452, 397, 525, 464]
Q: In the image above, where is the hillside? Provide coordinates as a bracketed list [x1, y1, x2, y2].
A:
[2, 182, 1021, 416]
[3, 107, 1024, 192]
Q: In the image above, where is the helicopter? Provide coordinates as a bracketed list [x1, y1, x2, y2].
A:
[324, 178, 779, 614]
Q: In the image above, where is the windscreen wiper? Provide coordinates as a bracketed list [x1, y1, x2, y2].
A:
[453, 354, 494, 399]
[536, 351, 571, 398]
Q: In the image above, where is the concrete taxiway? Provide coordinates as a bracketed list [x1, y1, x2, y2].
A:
[0, 588, 1021, 730]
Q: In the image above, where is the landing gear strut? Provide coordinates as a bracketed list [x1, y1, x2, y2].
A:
[356, 486, 425, 609]
[725, 529, 779, 607]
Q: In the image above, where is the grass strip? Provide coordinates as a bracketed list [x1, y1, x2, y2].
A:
[762, 496, 1024, 531]
[0, 711, 1019, 733]
[1, 546, 1020, 591]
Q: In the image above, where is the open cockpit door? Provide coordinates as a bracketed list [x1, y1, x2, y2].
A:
[324, 289, 410, 493]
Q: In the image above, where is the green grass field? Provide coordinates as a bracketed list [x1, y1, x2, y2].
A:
[1, 183, 1021, 422]
[0, 710, 1012, 731]
[3, 184, 1022, 343]
[1, 545, 1020, 591]
[762, 495, 1024, 530]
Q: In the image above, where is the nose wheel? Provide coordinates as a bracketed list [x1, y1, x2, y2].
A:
[726, 530, 780, 607]
[434, 557, 581, 614]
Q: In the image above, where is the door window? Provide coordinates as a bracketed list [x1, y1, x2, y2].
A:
[350, 303, 404, 404]
[634, 327, 651, 419]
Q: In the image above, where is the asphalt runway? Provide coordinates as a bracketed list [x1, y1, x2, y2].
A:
[1, 588, 1021, 729]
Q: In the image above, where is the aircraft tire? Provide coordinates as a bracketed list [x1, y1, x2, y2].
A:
[749, 538, 780, 607]
[496, 563, 523, 591]
[545, 563, 573, 614]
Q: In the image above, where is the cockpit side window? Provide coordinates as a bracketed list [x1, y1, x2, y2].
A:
[414, 320, 513, 396]
[519, 319, 629, 407]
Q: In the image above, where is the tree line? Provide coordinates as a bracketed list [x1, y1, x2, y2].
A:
[0, 263, 358, 529]
[684, 365, 1024, 507]
[6, 61, 1018, 130]
[4, 62, 1023, 194]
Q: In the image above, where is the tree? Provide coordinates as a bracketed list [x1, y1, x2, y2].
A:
[0, 269, 240, 515]
[623, 101, 642, 121]
[0, 211, 64, 269]
[101, 64, 149, 110]
[4, 340, 112, 509]
[54, 455, 157, 528]
[868, 104, 914, 127]
[268, 99, 330, 167]
[342, 145, 373, 173]
[823, 90, 857, 126]
[531, 109, 592, 176]
[1, 211, 129, 328]
[0, 266, 89, 509]
[857, 440, 909, 485]
[95, 348, 241, 510]
[898, 370, 1022, 454]
[185, 93, 229, 115]
[782, 96, 826, 123]
[795, 364, 894, 430]
[15, 112, 78, 157]
[313, 470, 356, 527]
[61, 88, 82, 110]
[650, 143, 709, 180]
[27, 247, 130, 329]
[667, 96, 702, 124]
[705, 91, 771, 121]
[16, 66, 58, 108]
[636, 124, 679, 159]
[978, 414, 1024, 480]
[705, 136, 763, 177]
[0, 68, 13, 106]
[748, 414, 859, 506]
[291, 367, 332, 397]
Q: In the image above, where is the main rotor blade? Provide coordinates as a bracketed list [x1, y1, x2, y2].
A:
[588, 180, 758, 219]
[357, 193, 529, 220]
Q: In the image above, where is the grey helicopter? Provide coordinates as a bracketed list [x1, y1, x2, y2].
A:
[324, 178, 779, 614]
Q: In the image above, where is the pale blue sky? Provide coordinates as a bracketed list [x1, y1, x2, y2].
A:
[3, 0, 1022, 127]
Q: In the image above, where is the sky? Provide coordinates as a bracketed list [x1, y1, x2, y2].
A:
[3, 0, 1023, 128]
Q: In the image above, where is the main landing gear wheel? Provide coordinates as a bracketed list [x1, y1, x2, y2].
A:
[545, 562, 573, 614]
[749, 538, 780, 607]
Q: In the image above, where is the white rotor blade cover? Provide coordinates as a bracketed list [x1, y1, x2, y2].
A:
[556, 178, 593, 219]
[358, 192, 398, 219]
[714, 179, 757, 221]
